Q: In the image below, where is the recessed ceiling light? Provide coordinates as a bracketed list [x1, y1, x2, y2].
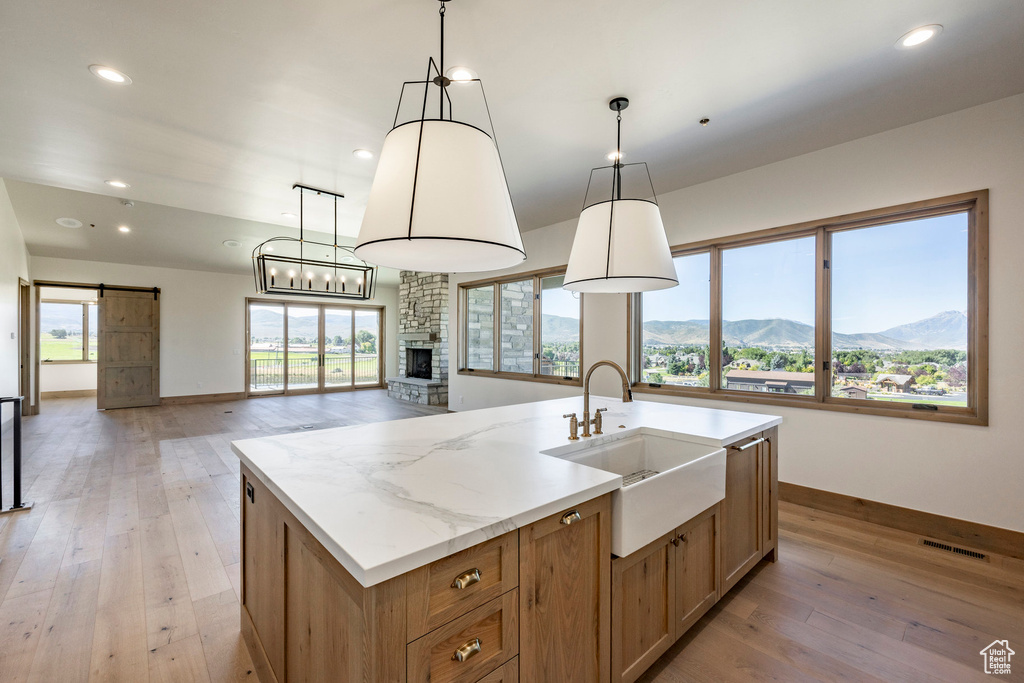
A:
[606, 150, 623, 162]
[896, 24, 942, 49]
[281, 212, 297, 219]
[118, 225, 131, 233]
[89, 64, 132, 85]
[352, 149, 374, 160]
[105, 179, 130, 189]
[223, 239, 242, 248]
[56, 217, 83, 229]
[341, 255, 357, 263]
[445, 66, 478, 83]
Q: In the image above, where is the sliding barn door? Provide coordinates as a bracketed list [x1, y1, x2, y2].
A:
[97, 289, 160, 409]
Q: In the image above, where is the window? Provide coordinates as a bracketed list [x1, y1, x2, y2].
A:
[830, 213, 969, 408]
[40, 300, 97, 363]
[638, 252, 710, 387]
[721, 236, 816, 395]
[631, 191, 988, 424]
[460, 268, 583, 384]
[539, 275, 581, 380]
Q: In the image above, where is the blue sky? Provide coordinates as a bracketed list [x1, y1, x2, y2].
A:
[642, 212, 969, 333]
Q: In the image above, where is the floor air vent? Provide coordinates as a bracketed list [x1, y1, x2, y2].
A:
[920, 538, 988, 561]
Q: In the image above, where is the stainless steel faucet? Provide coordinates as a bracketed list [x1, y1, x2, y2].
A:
[581, 360, 633, 437]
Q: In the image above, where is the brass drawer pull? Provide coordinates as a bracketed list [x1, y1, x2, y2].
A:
[561, 510, 582, 525]
[451, 568, 481, 590]
[452, 637, 482, 662]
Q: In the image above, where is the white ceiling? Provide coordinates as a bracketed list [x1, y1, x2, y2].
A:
[2, 0, 1023, 273]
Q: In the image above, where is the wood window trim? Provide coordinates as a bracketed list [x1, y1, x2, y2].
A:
[39, 298, 97, 364]
[458, 265, 585, 386]
[244, 297, 387, 396]
[628, 190, 989, 426]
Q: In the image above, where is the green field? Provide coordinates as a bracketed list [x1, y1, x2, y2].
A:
[40, 334, 95, 362]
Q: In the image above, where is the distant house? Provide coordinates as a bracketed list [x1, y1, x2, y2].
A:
[725, 369, 814, 394]
[838, 386, 869, 400]
[876, 374, 914, 393]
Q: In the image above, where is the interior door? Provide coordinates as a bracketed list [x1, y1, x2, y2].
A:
[97, 289, 160, 409]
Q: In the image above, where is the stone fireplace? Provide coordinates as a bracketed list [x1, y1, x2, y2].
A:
[387, 271, 449, 406]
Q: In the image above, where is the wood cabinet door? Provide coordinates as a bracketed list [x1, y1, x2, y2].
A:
[674, 503, 720, 636]
[721, 435, 764, 593]
[519, 495, 611, 683]
[611, 533, 676, 683]
[97, 289, 160, 408]
[241, 470, 286, 680]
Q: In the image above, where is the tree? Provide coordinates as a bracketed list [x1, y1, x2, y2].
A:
[333, 335, 344, 346]
[648, 372, 664, 384]
[50, 328, 68, 339]
[768, 352, 788, 370]
[667, 360, 685, 376]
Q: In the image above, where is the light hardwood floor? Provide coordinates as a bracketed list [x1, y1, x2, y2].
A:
[1, 394, 1021, 682]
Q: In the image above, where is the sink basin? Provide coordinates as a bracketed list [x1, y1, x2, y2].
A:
[543, 429, 726, 557]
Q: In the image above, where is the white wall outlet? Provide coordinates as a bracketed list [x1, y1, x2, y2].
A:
[233, 349, 240, 355]
[459, 395, 464, 405]
[197, 381, 204, 389]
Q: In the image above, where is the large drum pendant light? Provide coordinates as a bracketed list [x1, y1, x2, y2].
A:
[354, 0, 526, 273]
[564, 98, 678, 293]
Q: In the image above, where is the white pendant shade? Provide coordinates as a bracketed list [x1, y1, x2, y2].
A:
[354, 120, 526, 273]
[563, 199, 678, 293]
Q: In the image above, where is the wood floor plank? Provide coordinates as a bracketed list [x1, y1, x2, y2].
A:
[140, 515, 200, 650]
[147, 633, 211, 683]
[7, 498, 80, 599]
[167, 493, 232, 601]
[88, 531, 148, 682]
[193, 588, 257, 681]
[0, 588, 53, 683]
[27, 558, 102, 683]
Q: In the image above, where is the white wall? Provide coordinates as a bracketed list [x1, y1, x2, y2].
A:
[450, 93, 1024, 533]
[0, 180, 30, 428]
[40, 363, 96, 392]
[30, 257, 398, 398]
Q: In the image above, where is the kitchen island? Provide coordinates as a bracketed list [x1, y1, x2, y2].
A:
[233, 396, 781, 683]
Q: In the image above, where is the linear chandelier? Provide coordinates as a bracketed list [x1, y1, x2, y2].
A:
[353, 0, 526, 273]
[252, 184, 378, 301]
[564, 97, 678, 293]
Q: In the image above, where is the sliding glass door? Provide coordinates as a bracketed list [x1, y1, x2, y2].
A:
[247, 300, 384, 396]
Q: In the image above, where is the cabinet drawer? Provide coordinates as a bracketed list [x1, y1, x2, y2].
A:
[479, 656, 518, 682]
[407, 531, 518, 639]
[407, 589, 519, 683]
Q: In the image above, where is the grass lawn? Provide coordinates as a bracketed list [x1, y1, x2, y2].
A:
[40, 334, 95, 361]
[872, 396, 968, 407]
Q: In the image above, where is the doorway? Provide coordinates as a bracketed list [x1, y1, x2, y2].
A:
[36, 286, 98, 402]
[246, 299, 384, 396]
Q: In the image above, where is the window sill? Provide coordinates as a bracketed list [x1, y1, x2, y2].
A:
[631, 383, 985, 426]
[458, 369, 583, 387]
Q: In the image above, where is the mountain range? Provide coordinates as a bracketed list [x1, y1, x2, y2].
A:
[639, 310, 967, 350]
[250, 308, 379, 340]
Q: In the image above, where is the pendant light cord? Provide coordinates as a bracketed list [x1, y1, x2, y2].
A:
[439, 1, 447, 119]
[615, 111, 623, 200]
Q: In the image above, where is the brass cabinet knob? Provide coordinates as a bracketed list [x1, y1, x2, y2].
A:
[452, 637, 482, 662]
[451, 568, 481, 590]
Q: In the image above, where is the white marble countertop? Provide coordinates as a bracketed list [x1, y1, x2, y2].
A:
[232, 396, 781, 587]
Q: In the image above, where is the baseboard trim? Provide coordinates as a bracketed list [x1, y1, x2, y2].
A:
[779, 482, 1024, 561]
[160, 392, 247, 406]
[41, 389, 97, 398]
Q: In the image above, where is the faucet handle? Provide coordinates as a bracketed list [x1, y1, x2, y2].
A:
[563, 413, 580, 441]
[595, 408, 608, 413]
[593, 408, 608, 435]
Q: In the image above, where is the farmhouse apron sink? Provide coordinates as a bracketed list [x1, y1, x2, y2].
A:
[542, 428, 726, 556]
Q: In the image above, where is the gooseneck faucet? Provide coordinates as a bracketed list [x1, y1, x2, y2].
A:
[581, 360, 633, 437]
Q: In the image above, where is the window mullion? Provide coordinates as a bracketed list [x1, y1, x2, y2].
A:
[815, 227, 830, 403]
[492, 283, 500, 373]
[709, 246, 723, 391]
